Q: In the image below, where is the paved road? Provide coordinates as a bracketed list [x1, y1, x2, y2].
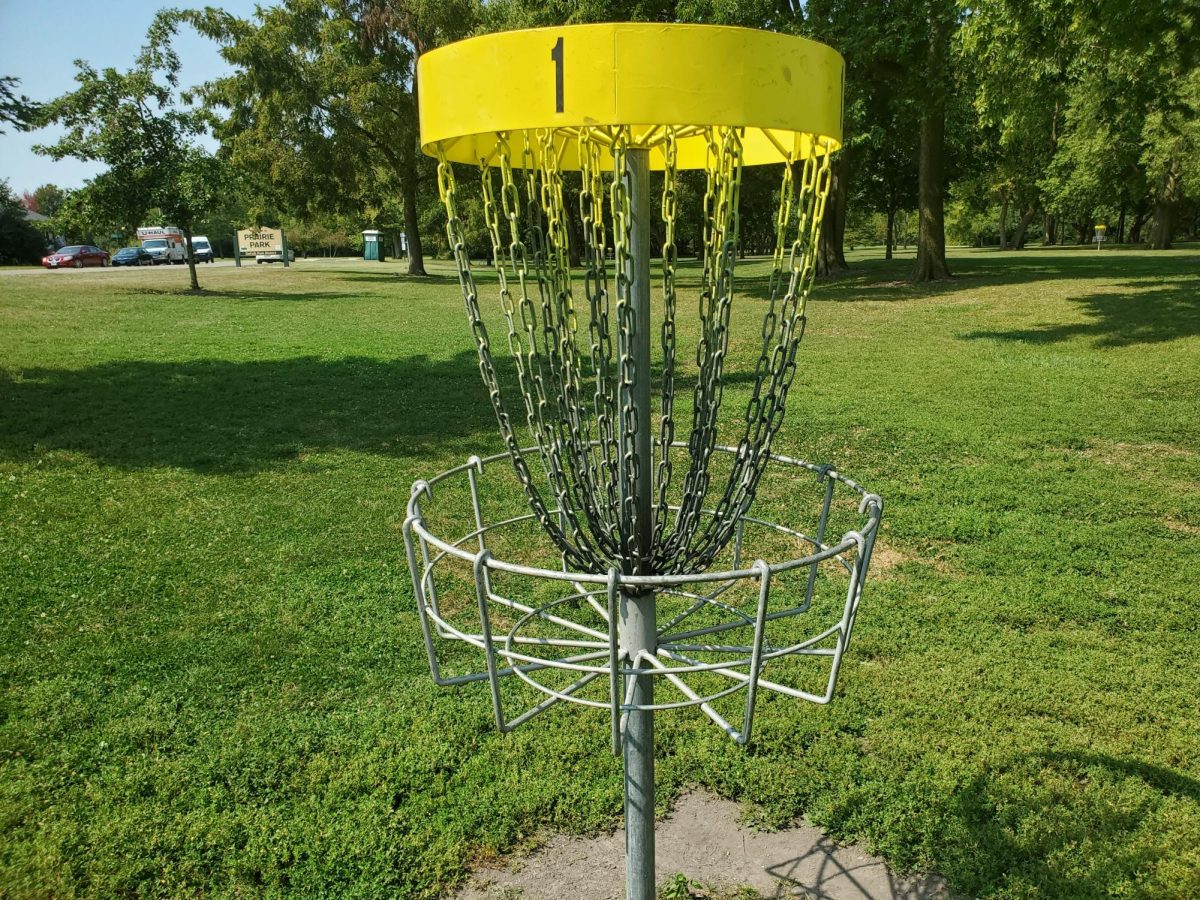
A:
[0, 259, 310, 278]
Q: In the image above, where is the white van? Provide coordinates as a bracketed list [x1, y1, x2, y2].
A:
[190, 235, 215, 263]
[136, 226, 186, 265]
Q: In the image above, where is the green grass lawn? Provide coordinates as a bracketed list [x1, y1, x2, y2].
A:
[2, 248, 1198, 898]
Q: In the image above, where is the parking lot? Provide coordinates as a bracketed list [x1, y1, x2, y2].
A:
[0, 257, 315, 277]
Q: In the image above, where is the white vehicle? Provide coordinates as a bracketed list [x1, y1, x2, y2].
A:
[136, 226, 186, 265]
[190, 235, 215, 263]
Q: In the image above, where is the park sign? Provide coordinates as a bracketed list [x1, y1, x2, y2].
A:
[237, 227, 283, 256]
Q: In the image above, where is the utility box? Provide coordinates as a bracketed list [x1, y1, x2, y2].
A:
[362, 229, 385, 262]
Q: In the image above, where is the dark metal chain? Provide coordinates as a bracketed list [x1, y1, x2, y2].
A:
[436, 145, 591, 570]
[676, 141, 834, 573]
[655, 126, 743, 570]
[437, 129, 835, 578]
[652, 129, 679, 550]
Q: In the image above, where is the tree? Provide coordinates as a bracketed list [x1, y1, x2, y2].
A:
[185, 0, 477, 277]
[34, 23, 229, 289]
[910, 0, 956, 280]
[962, 0, 1199, 251]
[855, 88, 919, 260]
[0, 76, 39, 133]
[0, 180, 47, 264]
[959, 0, 1070, 251]
[22, 184, 68, 220]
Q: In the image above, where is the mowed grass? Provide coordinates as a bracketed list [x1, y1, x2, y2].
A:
[1, 247, 1199, 898]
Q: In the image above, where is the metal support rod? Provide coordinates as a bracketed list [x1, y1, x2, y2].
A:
[619, 147, 656, 900]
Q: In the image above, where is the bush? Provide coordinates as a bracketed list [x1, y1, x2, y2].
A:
[0, 180, 47, 264]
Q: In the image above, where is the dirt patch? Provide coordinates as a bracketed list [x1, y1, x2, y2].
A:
[1074, 440, 1198, 471]
[1164, 517, 1200, 536]
[867, 541, 959, 578]
[867, 542, 911, 576]
[454, 790, 952, 900]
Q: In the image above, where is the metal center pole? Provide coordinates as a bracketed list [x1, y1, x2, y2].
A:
[619, 147, 656, 900]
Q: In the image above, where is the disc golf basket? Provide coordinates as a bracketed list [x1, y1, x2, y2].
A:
[404, 24, 883, 900]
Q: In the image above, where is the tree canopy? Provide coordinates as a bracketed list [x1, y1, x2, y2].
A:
[182, 0, 478, 276]
[34, 22, 233, 288]
[14, 0, 1198, 273]
[0, 76, 40, 133]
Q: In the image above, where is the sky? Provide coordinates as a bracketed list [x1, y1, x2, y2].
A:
[0, 0, 261, 196]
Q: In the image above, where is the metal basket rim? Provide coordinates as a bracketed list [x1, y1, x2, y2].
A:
[405, 443, 882, 589]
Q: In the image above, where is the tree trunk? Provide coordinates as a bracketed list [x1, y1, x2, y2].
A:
[817, 152, 850, 275]
[1077, 220, 1091, 244]
[913, 107, 951, 280]
[1151, 200, 1175, 250]
[401, 171, 426, 275]
[1116, 202, 1127, 244]
[565, 189, 584, 268]
[1150, 162, 1180, 250]
[912, 3, 952, 282]
[182, 226, 200, 291]
[1043, 214, 1056, 246]
[1129, 215, 1146, 244]
[997, 195, 1009, 251]
[392, 233, 403, 259]
[1013, 205, 1037, 249]
[885, 206, 896, 260]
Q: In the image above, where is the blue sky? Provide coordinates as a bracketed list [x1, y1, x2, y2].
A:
[0, 0, 261, 195]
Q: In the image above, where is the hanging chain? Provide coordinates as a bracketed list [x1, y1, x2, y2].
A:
[656, 125, 743, 571]
[579, 128, 623, 548]
[436, 129, 836, 578]
[609, 126, 642, 570]
[536, 129, 621, 559]
[652, 128, 679, 549]
[436, 144, 589, 570]
[679, 136, 835, 572]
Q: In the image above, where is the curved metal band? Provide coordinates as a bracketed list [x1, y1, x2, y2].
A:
[407, 444, 881, 588]
[418, 23, 844, 168]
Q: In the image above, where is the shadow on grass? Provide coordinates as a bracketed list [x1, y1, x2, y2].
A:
[0, 340, 789, 475]
[725, 251, 1200, 307]
[944, 751, 1200, 896]
[329, 271, 461, 286]
[129, 286, 370, 303]
[959, 280, 1200, 347]
[0, 351, 503, 473]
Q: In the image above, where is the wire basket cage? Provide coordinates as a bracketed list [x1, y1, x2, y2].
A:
[404, 444, 881, 751]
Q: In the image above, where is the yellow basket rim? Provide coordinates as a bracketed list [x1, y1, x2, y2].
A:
[418, 23, 844, 169]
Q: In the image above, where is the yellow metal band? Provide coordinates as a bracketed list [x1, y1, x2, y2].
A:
[418, 23, 844, 169]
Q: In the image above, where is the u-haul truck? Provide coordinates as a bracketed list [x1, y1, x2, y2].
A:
[136, 226, 187, 265]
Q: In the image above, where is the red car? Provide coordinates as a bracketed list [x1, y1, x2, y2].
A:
[41, 245, 110, 269]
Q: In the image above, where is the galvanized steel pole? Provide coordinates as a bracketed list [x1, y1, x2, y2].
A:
[620, 147, 656, 900]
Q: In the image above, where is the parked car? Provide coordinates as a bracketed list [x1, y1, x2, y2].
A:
[190, 235, 215, 263]
[111, 247, 155, 267]
[256, 248, 296, 264]
[41, 245, 110, 269]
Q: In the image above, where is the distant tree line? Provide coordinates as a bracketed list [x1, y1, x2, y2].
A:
[6, 0, 1197, 278]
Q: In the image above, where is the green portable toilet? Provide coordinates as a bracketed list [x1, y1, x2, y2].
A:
[362, 229, 385, 262]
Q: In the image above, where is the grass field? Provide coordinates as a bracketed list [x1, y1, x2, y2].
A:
[2, 247, 1199, 898]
